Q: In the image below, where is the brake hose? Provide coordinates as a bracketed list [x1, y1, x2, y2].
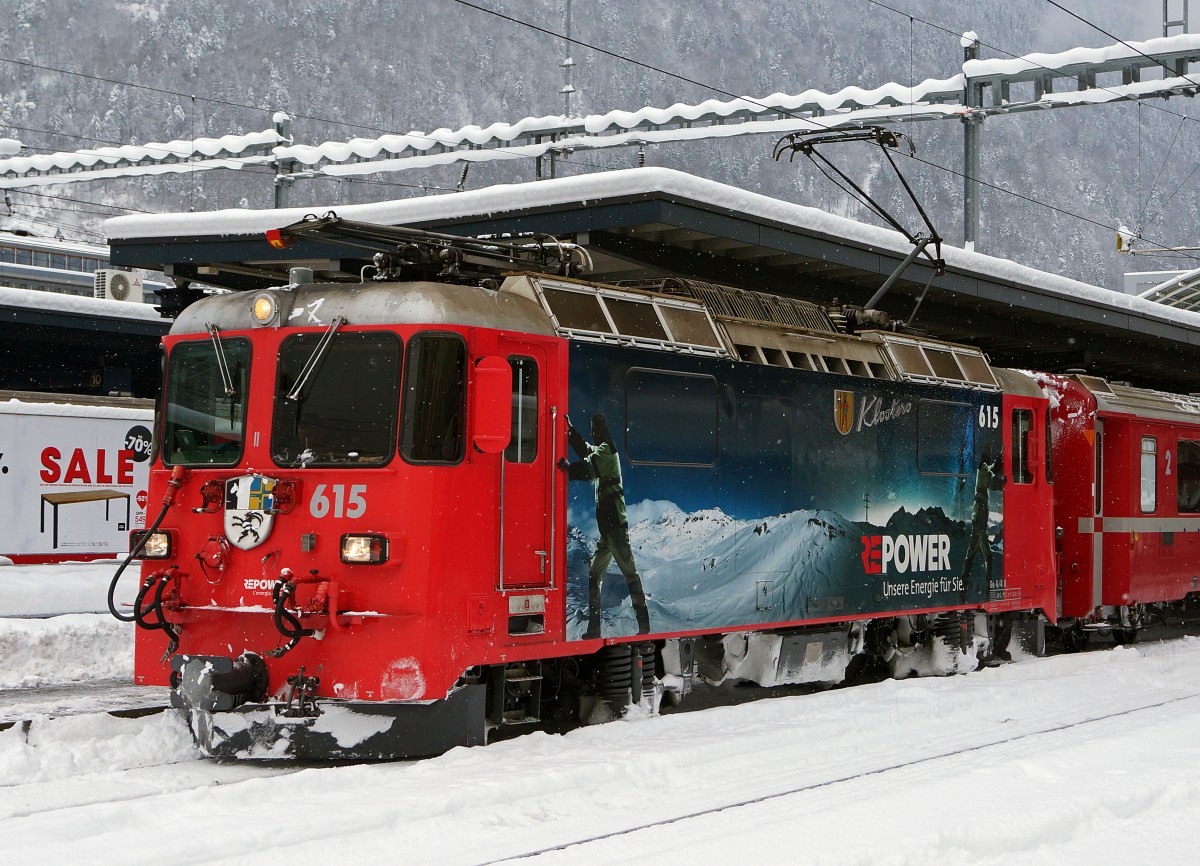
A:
[133, 570, 181, 653]
[269, 573, 314, 657]
[107, 466, 186, 622]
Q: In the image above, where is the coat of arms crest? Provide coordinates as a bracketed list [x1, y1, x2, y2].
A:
[834, 390, 855, 436]
[224, 475, 277, 550]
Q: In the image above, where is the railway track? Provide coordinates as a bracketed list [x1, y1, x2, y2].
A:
[479, 688, 1200, 863]
[0, 680, 170, 734]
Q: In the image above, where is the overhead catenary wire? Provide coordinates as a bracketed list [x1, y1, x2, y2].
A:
[450, 0, 1200, 253]
[0, 55, 388, 139]
[3, 0, 1198, 261]
[9, 187, 155, 216]
[1136, 113, 1187, 231]
[857, 0, 1200, 252]
[1, 51, 556, 158]
[861, 0, 1200, 130]
[1041, 0, 1200, 81]
[899, 148, 1200, 267]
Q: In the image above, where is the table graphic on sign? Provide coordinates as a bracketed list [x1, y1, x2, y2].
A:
[40, 488, 131, 549]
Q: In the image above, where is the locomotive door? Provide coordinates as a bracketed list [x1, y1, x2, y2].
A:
[498, 349, 552, 589]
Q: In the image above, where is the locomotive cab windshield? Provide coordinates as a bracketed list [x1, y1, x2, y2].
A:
[273, 330, 402, 467]
[163, 337, 250, 466]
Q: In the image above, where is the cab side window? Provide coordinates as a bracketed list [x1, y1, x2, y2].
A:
[505, 356, 538, 464]
[400, 333, 467, 464]
[1011, 409, 1033, 484]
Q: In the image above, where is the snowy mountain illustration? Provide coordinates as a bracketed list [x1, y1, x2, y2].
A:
[566, 502, 982, 640]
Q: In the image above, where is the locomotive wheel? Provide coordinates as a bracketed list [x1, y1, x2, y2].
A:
[1111, 628, 1139, 645]
[1060, 625, 1089, 653]
[991, 615, 1013, 662]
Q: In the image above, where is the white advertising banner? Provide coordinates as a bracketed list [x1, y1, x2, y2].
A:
[0, 400, 153, 562]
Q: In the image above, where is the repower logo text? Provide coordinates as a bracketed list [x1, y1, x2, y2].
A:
[861, 533, 951, 575]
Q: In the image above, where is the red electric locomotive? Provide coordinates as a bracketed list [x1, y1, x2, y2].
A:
[109, 216, 1190, 760]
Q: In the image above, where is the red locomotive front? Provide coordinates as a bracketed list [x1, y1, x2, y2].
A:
[127, 279, 569, 757]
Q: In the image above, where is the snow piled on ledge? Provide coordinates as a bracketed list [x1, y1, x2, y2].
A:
[0, 285, 165, 322]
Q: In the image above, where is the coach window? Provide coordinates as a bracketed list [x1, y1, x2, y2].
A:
[1177, 441, 1200, 513]
[506, 356, 538, 463]
[272, 331, 401, 467]
[625, 369, 718, 466]
[1141, 437, 1157, 513]
[401, 333, 467, 464]
[1012, 409, 1033, 484]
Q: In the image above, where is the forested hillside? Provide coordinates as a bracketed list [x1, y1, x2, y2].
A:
[1, 0, 1196, 288]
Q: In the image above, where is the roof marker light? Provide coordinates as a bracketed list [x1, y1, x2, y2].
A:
[251, 293, 278, 325]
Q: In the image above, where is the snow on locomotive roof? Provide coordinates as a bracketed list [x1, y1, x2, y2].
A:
[171, 279, 556, 336]
[105, 167, 1200, 332]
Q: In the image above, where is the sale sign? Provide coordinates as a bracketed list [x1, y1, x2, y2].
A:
[0, 398, 153, 562]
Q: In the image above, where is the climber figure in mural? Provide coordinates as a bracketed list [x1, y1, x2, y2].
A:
[961, 445, 1007, 587]
[558, 413, 651, 639]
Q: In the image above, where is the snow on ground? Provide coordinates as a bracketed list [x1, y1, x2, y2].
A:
[3, 562, 1200, 864]
[0, 560, 135, 689]
[0, 614, 130, 688]
[0, 559, 131, 618]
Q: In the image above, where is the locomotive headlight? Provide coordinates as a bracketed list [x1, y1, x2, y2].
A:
[131, 529, 172, 559]
[340, 533, 388, 564]
[251, 293, 278, 326]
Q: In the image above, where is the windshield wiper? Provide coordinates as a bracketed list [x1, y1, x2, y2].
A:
[206, 323, 236, 396]
[286, 316, 346, 402]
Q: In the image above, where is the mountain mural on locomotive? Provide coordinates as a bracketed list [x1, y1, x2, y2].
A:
[562, 342, 1007, 641]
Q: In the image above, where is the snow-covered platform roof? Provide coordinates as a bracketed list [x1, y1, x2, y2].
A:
[107, 168, 1200, 392]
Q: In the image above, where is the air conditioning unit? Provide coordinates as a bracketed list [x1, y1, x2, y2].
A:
[94, 269, 144, 303]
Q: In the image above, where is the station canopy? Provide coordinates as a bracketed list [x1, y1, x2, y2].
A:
[106, 167, 1200, 394]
